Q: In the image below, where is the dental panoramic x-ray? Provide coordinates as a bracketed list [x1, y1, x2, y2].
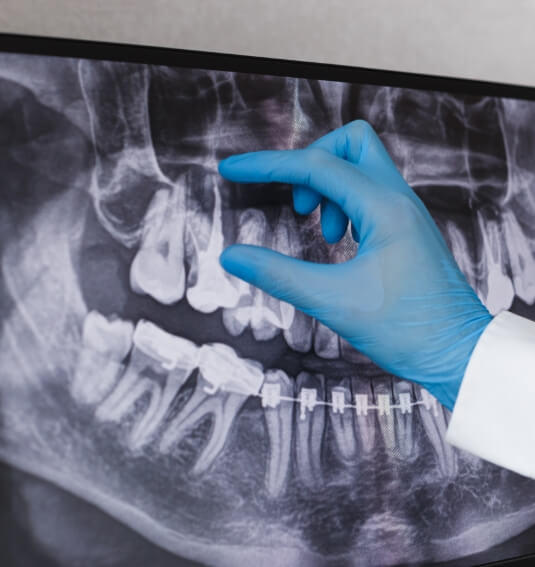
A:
[1, 39, 535, 567]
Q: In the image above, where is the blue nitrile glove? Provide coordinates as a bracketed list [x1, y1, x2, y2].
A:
[218, 120, 493, 411]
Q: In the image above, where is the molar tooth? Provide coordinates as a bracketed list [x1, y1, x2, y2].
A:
[159, 343, 260, 475]
[262, 369, 294, 498]
[475, 207, 514, 315]
[95, 320, 198, 451]
[417, 387, 458, 478]
[295, 372, 325, 490]
[328, 378, 357, 463]
[129, 184, 186, 305]
[71, 311, 134, 405]
[501, 209, 535, 304]
[339, 337, 363, 364]
[351, 376, 376, 456]
[313, 321, 340, 359]
[186, 176, 240, 313]
[393, 379, 417, 460]
[223, 209, 282, 341]
[128, 321, 199, 449]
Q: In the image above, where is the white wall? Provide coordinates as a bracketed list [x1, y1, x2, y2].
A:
[1, 0, 534, 87]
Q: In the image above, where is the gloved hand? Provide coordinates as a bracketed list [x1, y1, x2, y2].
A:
[218, 120, 493, 411]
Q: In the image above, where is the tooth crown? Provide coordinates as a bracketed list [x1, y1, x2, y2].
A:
[83, 311, 134, 358]
[199, 343, 264, 396]
[133, 319, 199, 370]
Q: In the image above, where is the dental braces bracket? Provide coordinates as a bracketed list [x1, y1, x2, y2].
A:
[299, 388, 318, 420]
[256, 385, 440, 418]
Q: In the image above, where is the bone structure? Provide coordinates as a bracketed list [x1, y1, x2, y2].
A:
[1, 53, 535, 567]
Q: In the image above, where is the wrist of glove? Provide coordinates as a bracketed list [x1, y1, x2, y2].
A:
[219, 120, 493, 411]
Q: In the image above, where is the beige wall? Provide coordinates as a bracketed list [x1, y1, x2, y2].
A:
[1, 0, 534, 87]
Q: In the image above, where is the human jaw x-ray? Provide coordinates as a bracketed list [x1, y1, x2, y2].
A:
[1, 52, 535, 567]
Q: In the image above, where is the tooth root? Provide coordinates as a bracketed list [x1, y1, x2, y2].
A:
[502, 209, 535, 304]
[186, 178, 240, 313]
[417, 387, 458, 478]
[475, 209, 514, 315]
[159, 375, 212, 453]
[295, 372, 325, 489]
[270, 206, 297, 330]
[373, 381, 396, 451]
[159, 373, 247, 475]
[351, 376, 376, 456]
[129, 186, 186, 305]
[262, 369, 294, 498]
[71, 311, 134, 405]
[192, 393, 246, 475]
[313, 321, 340, 359]
[393, 380, 417, 460]
[283, 309, 313, 353]
[94, 347, 161, 426]
[339, 337, 364, 364]
[445, 220, 478, 291]
[328, 378, 357, 463]
[128, 367, 192, 450]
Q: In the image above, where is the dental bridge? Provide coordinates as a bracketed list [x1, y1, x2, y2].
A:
[129, 319, 441, 421]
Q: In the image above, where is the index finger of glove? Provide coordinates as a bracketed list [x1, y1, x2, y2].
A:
[309, 120, 400, 177]
[219, 148, 382, 232]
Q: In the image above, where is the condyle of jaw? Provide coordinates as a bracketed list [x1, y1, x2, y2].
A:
[2, 57, 535, 567]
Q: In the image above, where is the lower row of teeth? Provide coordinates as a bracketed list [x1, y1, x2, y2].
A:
[72, 311, 458, 497]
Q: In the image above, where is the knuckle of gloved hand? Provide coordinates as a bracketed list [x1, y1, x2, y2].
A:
[302, 147, 330, 176]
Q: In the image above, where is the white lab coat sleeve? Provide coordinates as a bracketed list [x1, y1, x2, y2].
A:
[446, 310, 535, 479]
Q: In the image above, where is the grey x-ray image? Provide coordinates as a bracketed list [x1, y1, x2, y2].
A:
[1, 51, 535, 567]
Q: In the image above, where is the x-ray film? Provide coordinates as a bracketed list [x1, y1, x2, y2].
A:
[1, 41, 535, 567]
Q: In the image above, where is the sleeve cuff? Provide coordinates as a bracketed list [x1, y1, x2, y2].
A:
[446, 310, 535, 479]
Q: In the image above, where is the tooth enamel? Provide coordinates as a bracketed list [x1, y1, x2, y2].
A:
[328, 378, 357, 463]
[373, 382, 395, 451]
[186, 177, 240, 313]
[501, 209, 535, 304]
[129, 186, 186, 305]
[475, 208, 514, 315]
[71, 311, 134, 405]
[283, 310, 313, 353]
[295, 372, 325, 490]
[198, 343, 264, 396]
[417, 387, 458, 478]
[393, 380, 417, 460]
[351, 377, 376, 456]
[262, 369, 294, 498]
[159, 342, 258, 474]
[313, 321, 340, 359]
[222, 208, 283, 341]
[95, 320, 199, 450]
[339, 337, 363, 364]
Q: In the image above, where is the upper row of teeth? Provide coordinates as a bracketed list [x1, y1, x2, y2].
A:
[129, 182, 351, 358]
